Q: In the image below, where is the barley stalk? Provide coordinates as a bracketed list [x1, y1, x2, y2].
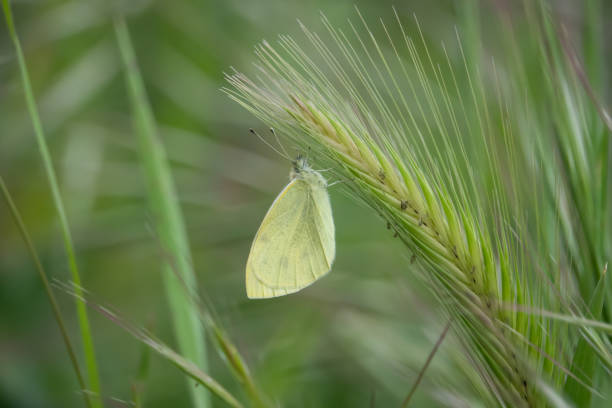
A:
[224, 11, 566, 406]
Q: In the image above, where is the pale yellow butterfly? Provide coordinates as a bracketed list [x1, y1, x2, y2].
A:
[246, 155, 335, 299]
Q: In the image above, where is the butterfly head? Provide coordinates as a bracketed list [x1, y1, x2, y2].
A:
[291, 154, 309, 176]
[290, 154, 327, 187]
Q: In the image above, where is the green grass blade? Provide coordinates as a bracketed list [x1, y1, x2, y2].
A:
[564, 264, 608, 406]
[209, 324, 271, 408]
[1, 2, 102, 406]
[113, 17, 210, 408]
[131, 320, 152, 408]
[0, 177, 91, 408]
[57, 283, 244, 408]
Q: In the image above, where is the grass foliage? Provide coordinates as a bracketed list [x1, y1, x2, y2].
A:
[226, 2, 611, 406]
[1, 1, 101, 406]
[1, 0, 611, 407]
[113, 17, 211, 408]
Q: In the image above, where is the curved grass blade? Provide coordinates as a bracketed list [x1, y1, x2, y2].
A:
[154, 228, 272, 408]
[57, 282, 244, 408]
[1, 2, 101, 405]
[0, 176, 91, 408]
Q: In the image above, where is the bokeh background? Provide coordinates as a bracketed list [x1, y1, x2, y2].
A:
[0, 1, 609, 407]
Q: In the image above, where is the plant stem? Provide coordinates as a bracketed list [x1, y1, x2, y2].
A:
[1, 2, 101, 405]
[113, 17, 210, 408]
[0, 177, 91, 408]
[401, 320, 452, 407]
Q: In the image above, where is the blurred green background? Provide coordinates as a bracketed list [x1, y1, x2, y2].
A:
[0, 1, 609, 407]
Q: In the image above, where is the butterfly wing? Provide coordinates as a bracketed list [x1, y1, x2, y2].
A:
[246, 177, 335, 299]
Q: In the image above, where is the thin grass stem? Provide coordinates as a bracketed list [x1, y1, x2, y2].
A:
[1, 2, 101, 405]
[56, 282, 244, 408]
[0, 177, 91, 408]
[401, 319, 452, 407]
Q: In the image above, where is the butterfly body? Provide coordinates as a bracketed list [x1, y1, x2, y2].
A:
[246, 157, 335, 299]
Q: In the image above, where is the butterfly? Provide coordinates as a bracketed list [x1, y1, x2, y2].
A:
[246, 155, 335, 298]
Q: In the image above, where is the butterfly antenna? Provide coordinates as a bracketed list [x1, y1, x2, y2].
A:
[269, 127, 291, 159]
[249, 128, 291, 161]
